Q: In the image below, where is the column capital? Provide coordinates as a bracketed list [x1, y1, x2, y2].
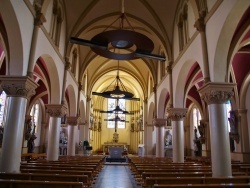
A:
[152, 118, 166, 127]
[198, 82, 236, 105]
[166, 65, 172, 74]
[34, 11, 46, 26]
[0, 76, 38, 99]
[67, 116, 80, 126]
[64, 57, 71, 70]
[194, 12, 206, 32]
[45, 104, 67, 117]
[167, 108, 187, 121]
[78, 83, 83, 91]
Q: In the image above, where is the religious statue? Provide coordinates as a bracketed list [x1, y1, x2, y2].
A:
[193, 127, 202, 156]
[228, 111, 239, 143]
[198, 120, 206, 144]
[25, 117, 37, 153]
[113, 132, 119, 143]
[228, 111, 239, 152]
[165, 130, 172, 147]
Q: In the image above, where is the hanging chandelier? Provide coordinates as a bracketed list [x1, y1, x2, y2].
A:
[70, 0, 166, 61]
[100, 98, 134, 114]
[92, 60, 139, 101]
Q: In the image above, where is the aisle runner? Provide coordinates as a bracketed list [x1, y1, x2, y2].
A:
[91, 164, 141, 188]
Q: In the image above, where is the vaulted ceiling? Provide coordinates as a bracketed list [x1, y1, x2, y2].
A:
[63, 0, 180, 100]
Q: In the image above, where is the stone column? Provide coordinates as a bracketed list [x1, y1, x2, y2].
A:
[194, 13, 210, 83]
[0, 76, 38, 172]
[167, 108, 187, 163]
[198, 82, 235, 176]
[27, 9, 46, 78]
[153, 118, 167, 157]
[45, 104, 67, 161]
[67, 116, 79, 156]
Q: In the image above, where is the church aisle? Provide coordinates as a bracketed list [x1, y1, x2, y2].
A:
[91, 163, 141, 188]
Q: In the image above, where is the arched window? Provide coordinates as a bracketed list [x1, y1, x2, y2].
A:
[178, 13, 184, 51]
[183, 4, 189, 44]
[107, 99, 125, 129]
[193, 107, 201, 137]
[178, 3, 189, 52]
[30, 103, 40, 133]
[51, 0, 63, 46]
[0, 91, 7, 126]
[226, 100, 232, 131]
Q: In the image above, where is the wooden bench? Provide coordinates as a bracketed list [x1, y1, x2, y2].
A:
[0, 179, 83, 188]
[21, 153, 33, 161]
[20, 169, 94, 179]
[144, 176, 250, 188]
[0, 172, 89, 184]
[31, 153, 47, 160]
[153, 183, 250, 187]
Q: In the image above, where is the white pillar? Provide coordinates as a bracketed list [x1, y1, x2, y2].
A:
[0, 76, 38, 172]
[153, 118, 166, 157]
[167, 108, 187, 163]
[46, 104, 67, 161]
[199, 82, 235, 177]
[66, 116, 79, 156]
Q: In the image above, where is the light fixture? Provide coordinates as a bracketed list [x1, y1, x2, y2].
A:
[104, 115, 128, 123]
[92, 60, 140, 101]
[100, 99, 134, 115]
[70, 0, 166, 62]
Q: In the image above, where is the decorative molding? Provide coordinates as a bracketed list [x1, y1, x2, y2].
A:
[166, 64, 172, 74]
[198, 82, 236, 105]
[194, 12, 206, 32]
[64, 58, 71, 70]
[78, 83, 83, 91]
[45, 104, 67, 117]
[34, 11, 46, 26]
[66, 116, 80, 126]
[167, 108, 187, 121]
[152, 118, 166, 127]
[0, 76, 38, 99]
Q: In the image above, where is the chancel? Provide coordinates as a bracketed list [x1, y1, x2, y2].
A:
[0, 0, 250, 187]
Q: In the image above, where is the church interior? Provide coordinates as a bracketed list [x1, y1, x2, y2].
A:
[1, 0, 250, 187]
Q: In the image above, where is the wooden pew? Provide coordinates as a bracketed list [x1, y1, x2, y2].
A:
[20, 169, 93, 179]
[144, 176, 250, 188]
[21, 153, 33, 161]
[0, 172, 89, 184]
[31, 153, 46, 160]
[153, 183, 250, 187]
[0, 179, 83, 188]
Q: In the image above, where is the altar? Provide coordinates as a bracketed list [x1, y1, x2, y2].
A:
[102, 142, 129, 154]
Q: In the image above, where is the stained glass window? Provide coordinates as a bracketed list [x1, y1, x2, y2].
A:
[193, 107, 201, 137]
[0, 91, 7, 126]
[30, 103, 40, 133]
[226, 100, 232, 131]
[107, 98, 125, 129]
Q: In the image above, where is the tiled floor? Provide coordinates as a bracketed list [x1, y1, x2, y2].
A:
[91, 163, 141, 188]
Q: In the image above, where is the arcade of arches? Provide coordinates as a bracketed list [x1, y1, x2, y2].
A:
[0, 0, 250, 178]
